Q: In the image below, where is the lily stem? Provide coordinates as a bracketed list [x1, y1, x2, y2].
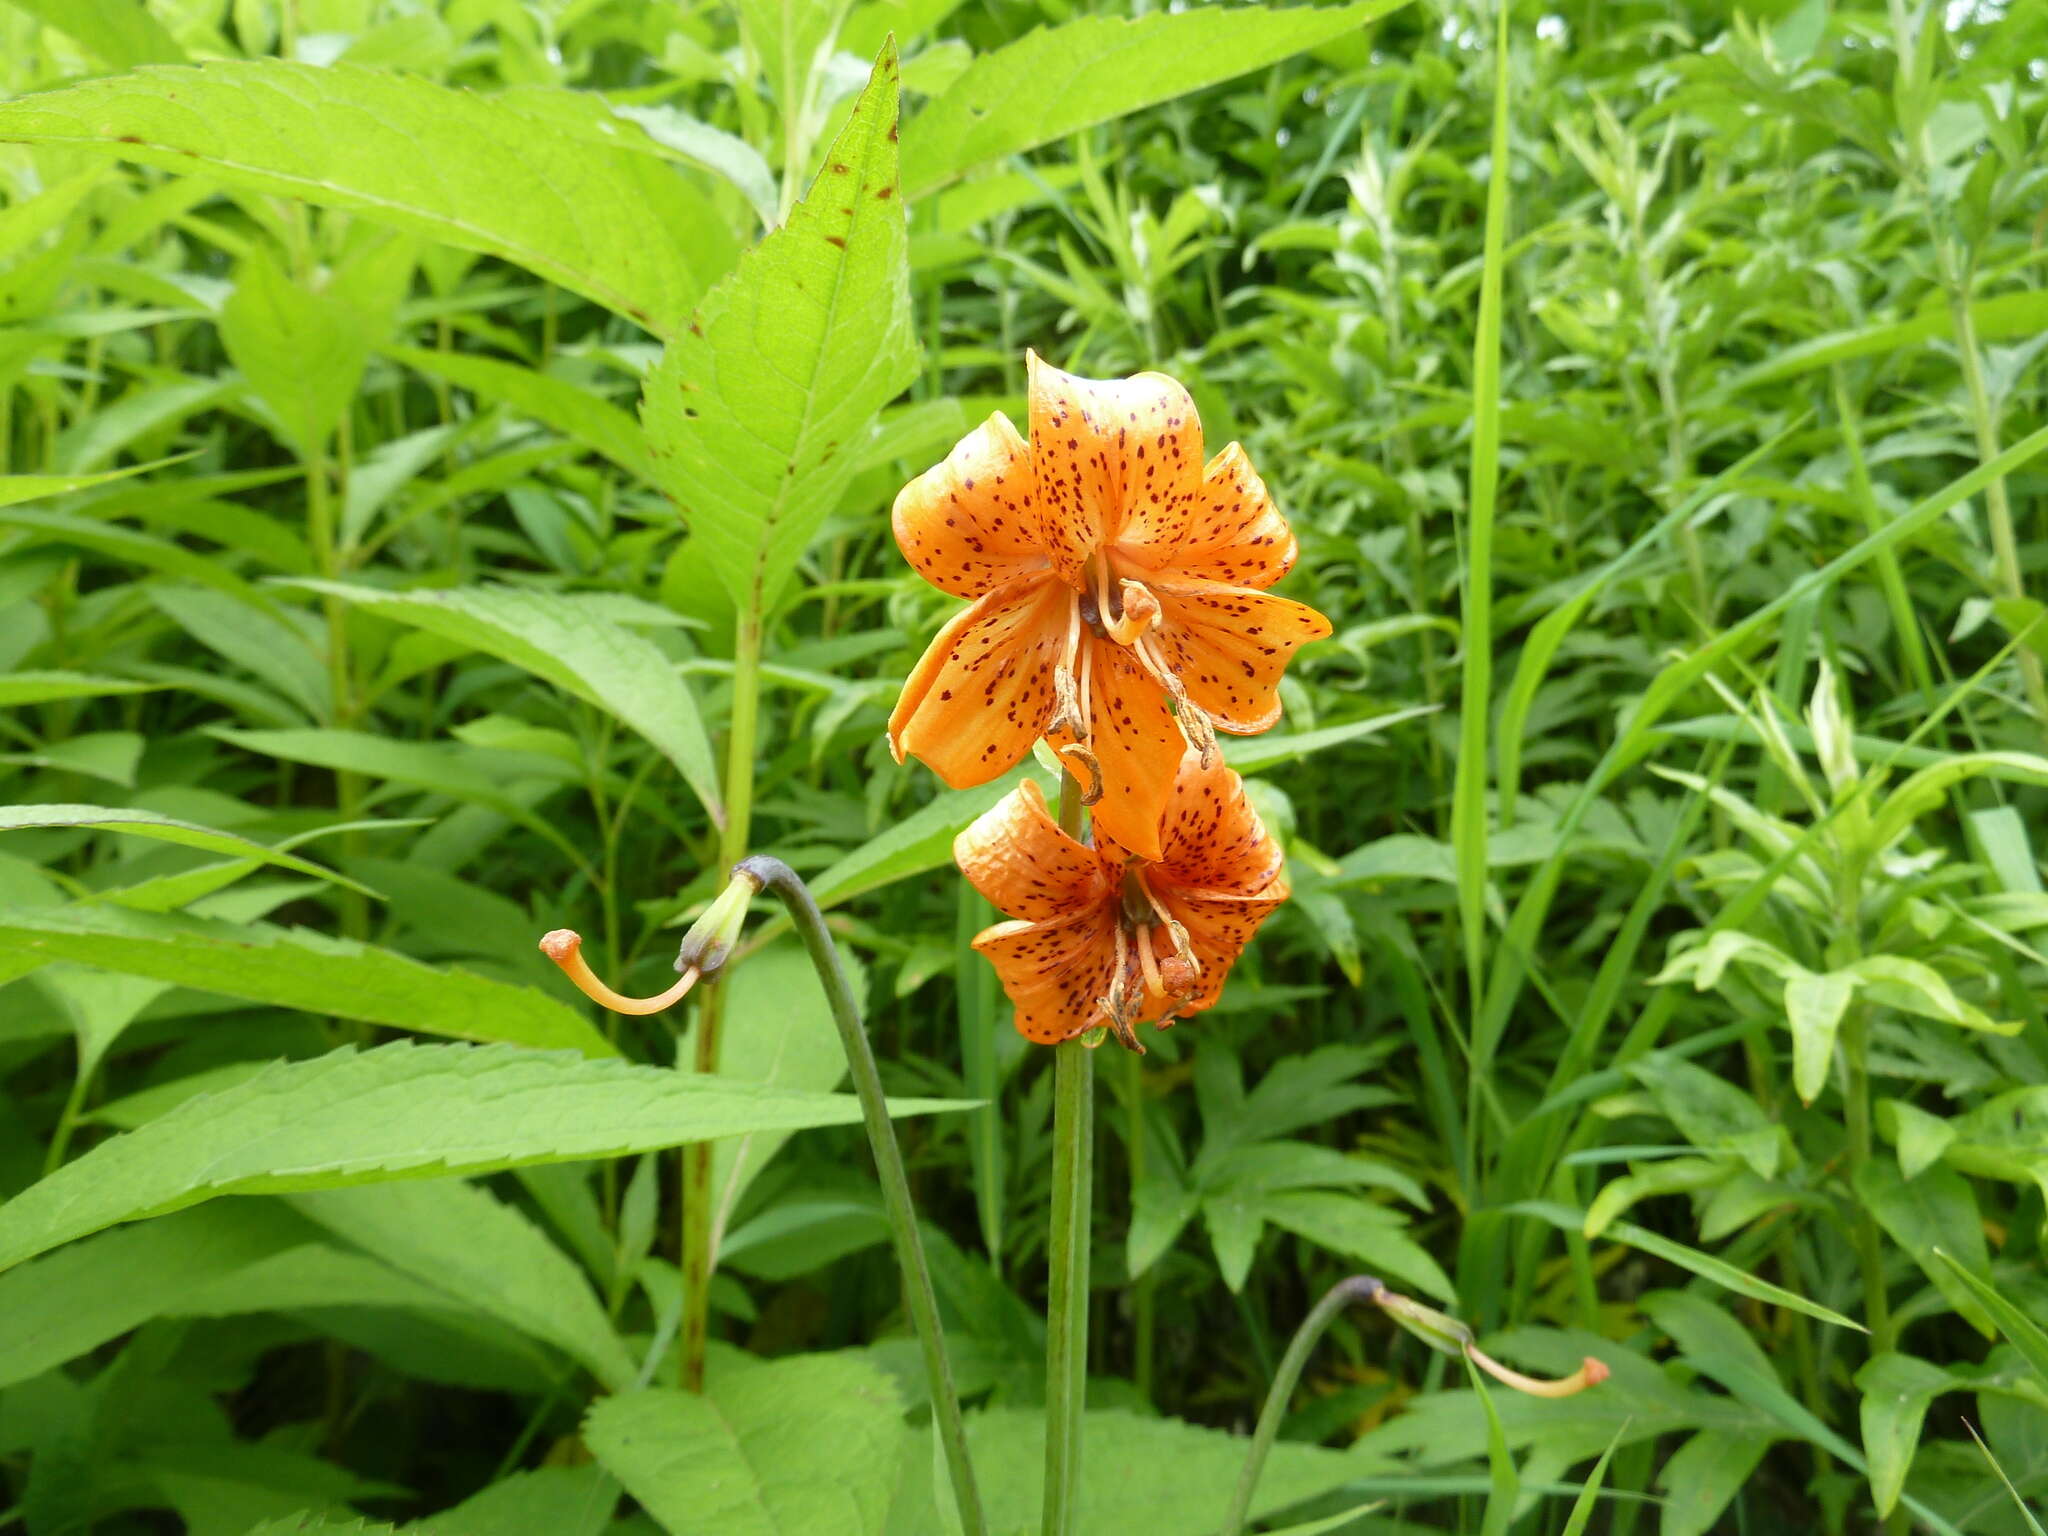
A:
[733, 855, 988, 1536]
[1220, 1274, 1386, 1536]
[1043, 769, 1093, 1536]
[680, 608, 764, 1392]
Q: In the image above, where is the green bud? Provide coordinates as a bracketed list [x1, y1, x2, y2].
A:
[675, 869, 762, 982]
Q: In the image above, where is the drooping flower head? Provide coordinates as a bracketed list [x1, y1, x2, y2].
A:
[890, 353, 1330, 860]
[953, 751, 1288, 1049]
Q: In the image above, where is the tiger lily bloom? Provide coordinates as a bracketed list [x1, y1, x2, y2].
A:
[890, 352, 1330, 860]
[953, 752, 1288, 1049]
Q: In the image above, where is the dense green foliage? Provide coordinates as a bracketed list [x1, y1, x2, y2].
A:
[2, 0, 2046, 1531]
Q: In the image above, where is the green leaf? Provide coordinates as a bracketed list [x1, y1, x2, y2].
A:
[642, 42, 917, 612]
[0, 456, 190, 509]
[585, 1354, 906, 1535]
[1261, 1190, 1454, 1302]
[0, 804, 369, 893]
[385, 346, 658, 484]
[1878, 1099, 1957, 1180]
[901, 1, 1410, 197]
[1854, 1159, 1994, 1336]
[217, 245, 374, 456]
[291, 583, 722, 820]
[1855, 1352, 1956, 1518]
[0, 0, 183, 67]
[1656, 1431, 1772, 1536]
[0, 671, 163, 707]
[0, 64, 736, 338]
[1784, 969, 1855, 1105]
[408, 1467, 616, 1536]
[1931, 1251, 2048, 1389]
[809, 766, 1039, 909]
[1220, 704, 1436, 772]
[0, 1040, 965, 1273]
[0, 1202, 303, 1392]
[958, 1406, 1363, 1535]
[149, 584, 330, 722]
[1506, 1200, 1863, 1330]
[0, 902, 615, 1057]
[288, 1181, 634, 1389]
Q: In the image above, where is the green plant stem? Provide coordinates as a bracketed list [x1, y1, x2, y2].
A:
[1947, 283, 2048, 736]
[1125, 1047, 1154, 1401]
[733, 854, 988, 1536]
[1042, 768, 1093, 1536]
[1220, 1275, 1385, 1536]
[1841, 1001, 1892, 1357]
[680, 608, 764, 1393]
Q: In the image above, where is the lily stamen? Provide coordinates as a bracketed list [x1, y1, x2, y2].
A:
[539, 929, 700, 1015]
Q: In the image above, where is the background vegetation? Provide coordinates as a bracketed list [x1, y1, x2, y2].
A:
[0, 0, 2045, 1531]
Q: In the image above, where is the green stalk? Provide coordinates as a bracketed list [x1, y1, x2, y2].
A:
[680, 608, 764, 1392]
[1220, 1275, 1386, 1536]
[1042, 771, 1093, 1536]
[734, 856, 987, 1536]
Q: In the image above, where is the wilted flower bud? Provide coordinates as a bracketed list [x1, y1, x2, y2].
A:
[674, 868, 763, 984]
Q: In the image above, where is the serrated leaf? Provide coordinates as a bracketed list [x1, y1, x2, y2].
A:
[585, 1355, 905, 1535]
[289, 584, 721, 821]
[149, 584, 330, 722]
[0, 902, 614, 1056]
[901, 2, 1409, 197]
[0, 63, 736, 337]
[642, 42, 917, 612]
[0, 1040, 965, 1272]
[0, 804, 370, 893]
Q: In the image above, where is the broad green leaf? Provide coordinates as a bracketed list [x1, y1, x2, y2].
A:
[585, 1354, 906, 1535]
[900, 2, 1410, 197]
[1856, 1352, 1956, 1518]
[217, 246, 374, 456]
[958, 1407, 1363, 1535]
[0, 902, 615, 1057]
[1784, 969, 1855, 1104]
[1262, 1189, 1454, 1302]
[1506, 1201, 1863, 1330]
[385, 345, 658, 483]
[290, 584, 722, 821]
[690, 939, 867, 1257]
[0, 64, 735, 338]
[1879, 1098, 1957, 1180]
[408, 1467, 616, 1536]
[288, 1181, 634, 1389]
[1944, 1087, 2048, 1205]
[1873, 751, 2048, 851]
[0, 0, 183, 68]
[1582, 1157, 1728, 1241]
[1845, 953, 2018, 1035]
[0, 1202, 303, 1392]
[1854, 1160, 1994, 1336]
[149, 584, 330, 722]
[1628, 1052, 1778, 1172]
[0, 804, 369, 893]
[0, 1040, 964, 1272]
[642, 43, 917, 612]
[0, 670, 163, 707]
[33, 965, 171, 1078]
[1656, 1431, 1773, 1536]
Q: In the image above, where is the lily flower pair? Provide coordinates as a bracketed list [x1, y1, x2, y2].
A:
[891, 354, 1328, 1048]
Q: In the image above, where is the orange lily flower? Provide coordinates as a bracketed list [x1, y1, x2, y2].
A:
[953, 752, 1289, 1049]
[889, 352, 1330, 860]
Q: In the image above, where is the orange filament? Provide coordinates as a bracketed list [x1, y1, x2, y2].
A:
[539, 929, 699, 1015]
[1464, 1343, 1610, 1399]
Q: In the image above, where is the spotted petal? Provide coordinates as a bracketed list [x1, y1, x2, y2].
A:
[1118, 442, 1297, 590]
[892, 412, 1048, 599]
[1028, 351, 1204, 586]
[1148, 579, 1332, 734]
[889, 572, 1066, 788]
[954, 778, 1112, 922]
[1155, 752, 1285, 893]
[1046, 635, 1186, 863]
[1154, 878, 1290, 1015]
[972, 907, 1119, 1044]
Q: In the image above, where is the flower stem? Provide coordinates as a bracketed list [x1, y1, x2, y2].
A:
[1043, 768, 1093, 1536]
[680, 609, 764, 1391]
[1221, 1275, 1386, 1536]
[733, 855, 988, 1536]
